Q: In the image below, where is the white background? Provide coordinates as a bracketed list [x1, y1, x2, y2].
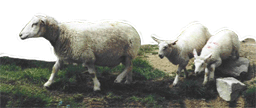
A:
[0, 0, 255, 61]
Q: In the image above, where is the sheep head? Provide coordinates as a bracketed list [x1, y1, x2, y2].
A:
[19, 15, 47, 40]
[193, 49, 212, 75]
[151, 34, 177, 59]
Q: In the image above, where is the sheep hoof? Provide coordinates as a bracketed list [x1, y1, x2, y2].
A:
[202, 82, 207, 86]
[184, 73, 189, 79]
[172, 83, 177, 87]
[44, 86, 51, 90]
[184, 75, 187, 79]
[44, 81, 52, 88]
[124, 80, 131, 84]
[93, 87, 101, 91]
[114, 79, 122, 83]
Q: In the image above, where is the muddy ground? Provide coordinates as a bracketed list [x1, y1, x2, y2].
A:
[1, 39, 255, 107]
[143, 38, 256, 107]
[81, 38, 256, 107]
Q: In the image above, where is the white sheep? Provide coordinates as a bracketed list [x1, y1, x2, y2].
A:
[19, 14, 141, 91]
[193, 29, 240, 85]
[151, 22, 211, 86]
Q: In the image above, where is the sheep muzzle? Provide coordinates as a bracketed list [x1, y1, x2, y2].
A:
[159, 55, 164, 59]
[19, 33, 27, 40]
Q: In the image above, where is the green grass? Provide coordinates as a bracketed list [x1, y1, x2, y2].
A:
[0, 44, 254, 107]
[127, 94, 165, 108]
[138, 45, 158, 56]
[0, 55, 214, 107]
[95, 57, 167, 80]
[0, 56, 170, 107]
[0, 83, 52, 107]
[243, 84, 256, 107]
[179, 79, 217, 99]
[0, 56, 237, 107]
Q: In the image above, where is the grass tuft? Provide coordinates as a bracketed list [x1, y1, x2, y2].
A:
[1, 41, 254, 107]
[0, 84, 52, 107]
[138, 45, 158, 56]
[127, 94, 164, 108]
[132, 58, 167, 80]
[243, 86, 256, 107]
[179, 79, 217, 99]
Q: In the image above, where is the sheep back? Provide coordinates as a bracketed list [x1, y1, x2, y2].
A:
[200, 29, 240, 60]
[171, 23, 211, 61]
[54, 20, 141, 66]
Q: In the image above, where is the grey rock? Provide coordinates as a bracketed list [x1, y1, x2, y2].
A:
[217, 57, 250, 77]
[216, 77, 246, 101]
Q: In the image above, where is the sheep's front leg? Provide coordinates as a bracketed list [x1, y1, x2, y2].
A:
[209, 59, 222, 82]
[173, 60, 188, 86]
[203, 67, 210, 86]
[44, 60, 63, 88]
[115, 57, 132, 84]
[209, 65, 216, 81]
[173, 65, 185, 86]
[203, 65, 216, 86]
[87, 64, 101, 91]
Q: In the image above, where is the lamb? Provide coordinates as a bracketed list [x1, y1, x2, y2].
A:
[151, 22, 211, 86]
[19, 14, 141, 91]
[193, 29, 240, 85]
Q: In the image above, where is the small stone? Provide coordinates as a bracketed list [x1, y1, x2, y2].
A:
[216, 77, 246, 101]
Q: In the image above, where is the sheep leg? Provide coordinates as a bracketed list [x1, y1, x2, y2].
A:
[115, 57, 132, 84]
[203, 64, 216, 85]
[172, 65, 185, 86]
[209, 65, 216, 81]
[231, 49, 240, 59]
[235, 50, 240, 59]
[125, 58, 133, 84]
[236, 51, 240, 59]
[203, 67, 210, 86]
[184, 68, 188, 79]
[44, 60, 63, 88]
[86, 64, 101, 91]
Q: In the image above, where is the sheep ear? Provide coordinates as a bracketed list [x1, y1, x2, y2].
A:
[40, 19, 46, 26]
[168, 40, 178, 46]
[193, 49, 198, 57]
[204, 53, 212, 61]
[151, 34, 161, 43]
[38, 15, 47, 26]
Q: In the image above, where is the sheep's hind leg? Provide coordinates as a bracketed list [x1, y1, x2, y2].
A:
[231, 49, 240, 59]
[125, 58, 133, 84]
[44, 60, 63, 88]
[235, 50, 240, 59]
[184, 68, 188, 79]
[114, 57, 132, 84]
[87, 64, 101, 91]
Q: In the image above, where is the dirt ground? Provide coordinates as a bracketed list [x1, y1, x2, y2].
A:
[2, 39, 254, 107]
[143, 38, 256, 107]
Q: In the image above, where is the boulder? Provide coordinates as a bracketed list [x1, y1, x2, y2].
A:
[216, 77, 246, 101]
[217, 57, 250, 77]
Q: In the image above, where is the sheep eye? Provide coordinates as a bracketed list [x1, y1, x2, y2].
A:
[31, 23, 38, 27]
[163, 46, 168, 50]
